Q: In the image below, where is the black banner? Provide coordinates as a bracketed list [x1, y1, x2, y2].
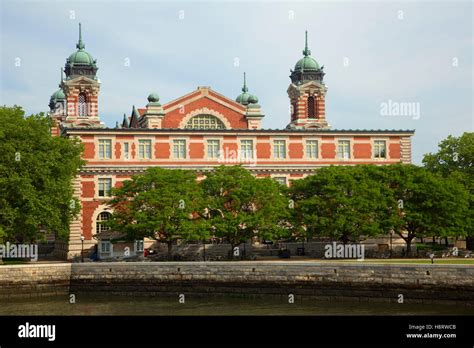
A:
[0, 315, 472, 347]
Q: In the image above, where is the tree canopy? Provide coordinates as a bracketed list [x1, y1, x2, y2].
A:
[0, 106, 83, 243]
[422, 132, 473, 242]
[107, 167, 206, 257]
[290, 165, 392, 244]
[201, 166, 290, 253]
[379, 164, 470, 253]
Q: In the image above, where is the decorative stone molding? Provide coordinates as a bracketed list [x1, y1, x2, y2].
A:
[179, 107, 232, 129]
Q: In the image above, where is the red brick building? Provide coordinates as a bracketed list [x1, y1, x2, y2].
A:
[48, 26, 414, 258]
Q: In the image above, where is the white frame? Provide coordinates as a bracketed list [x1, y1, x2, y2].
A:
[97, 139, 113, 160]
[305, 139, 319, 159]
[97, 177, 112, 197]
[206, 139, 221, 159]
[239, 139, 255, 160]
[336, 139, 351, 160]
[172, 139, 187, 159]
[138, 139, 152, 160]
[373, 139, 388, 160]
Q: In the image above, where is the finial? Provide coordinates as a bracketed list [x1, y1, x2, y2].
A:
[303, 30, 311, 57]
[242, 72, 248, 93]
[76, 23, 85, 50]
[59, 68, 64, 86]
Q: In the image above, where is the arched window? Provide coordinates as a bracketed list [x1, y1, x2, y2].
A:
[96, 211, 111, 235]
[78, 93, 88, 117]
[185, 115, 226, 129]
[307, 96, 316, 118]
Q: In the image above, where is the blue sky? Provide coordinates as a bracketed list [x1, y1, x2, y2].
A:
[1, 0, 472, 164]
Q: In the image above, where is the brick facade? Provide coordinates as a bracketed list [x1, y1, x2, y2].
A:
[47, 29, 415, 259]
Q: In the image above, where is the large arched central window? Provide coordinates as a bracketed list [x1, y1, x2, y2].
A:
[78, 92, 88, 117]
[96, 211, 111, 235]
[185, 115, 226, 129]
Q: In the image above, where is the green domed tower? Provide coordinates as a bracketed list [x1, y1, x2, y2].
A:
[58, 23, 103, 128]
[236, 72, 259, 107]
[64, 23, 98, 79]
[290, 31, 325, 85]
[287, 31, 329, 130]
[235, 73, 265, 129]
[49, 69, 66, 114]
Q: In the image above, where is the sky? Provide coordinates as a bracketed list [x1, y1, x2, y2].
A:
[1, 0, 472, 164]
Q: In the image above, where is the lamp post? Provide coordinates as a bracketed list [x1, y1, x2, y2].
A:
[80, 235, 85, 263]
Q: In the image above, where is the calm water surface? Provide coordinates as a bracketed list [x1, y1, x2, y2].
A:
[0, 295, 470, 315]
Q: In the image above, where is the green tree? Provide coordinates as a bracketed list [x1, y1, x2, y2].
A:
[422, 132, 473, 178]
[201, 166, 290, 256]
[380, 164, 470, 254]
[0, 106, 83, 242]
[422, 133, 474, 247]
[107, 167, 206, 259]
[290, 165, 390, 244]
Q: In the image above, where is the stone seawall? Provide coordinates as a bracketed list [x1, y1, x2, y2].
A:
[0, 262, 473, 304]
[0, 263, 71, 299]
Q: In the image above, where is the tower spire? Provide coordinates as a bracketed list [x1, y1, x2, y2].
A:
[242, 72, 248, 92]
[303, 30, 311, 57]
[60, 67, 64, 84]
[76, 23, 85, 50]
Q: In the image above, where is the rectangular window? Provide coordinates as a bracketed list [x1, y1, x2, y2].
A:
[240, 140, 254, 160]
[306, 140, 319, 159]
[374, 140, 387, 159]
[124, 142, 130, 159]
[337, 140, 351, 160]
[173, 139, 187, 159]
[138, 140, 152, 159]
[98, 139, 112, 159]
[274, 177, 287, 186]
[98, 178, 112, 197]
[273, 140, 286, 159]
[100, 241, 111, 253]
[207, 140, 220, 159]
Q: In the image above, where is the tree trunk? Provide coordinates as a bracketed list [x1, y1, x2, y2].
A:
[420, 237, 424, 244]
[395, 230, 414, 258]
[229, 243, 235, 260]
[166, 241, 173, 261]
[341, 234, 350, 245]
[445, 237, 448, 246]
[405, 236, 415, 256]
[202, 240, 206, 261]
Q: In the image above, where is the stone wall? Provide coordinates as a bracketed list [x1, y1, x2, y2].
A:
[148, 241, 407, 260]
[0, 262, 472, 304]
[0, 264, 71, 299]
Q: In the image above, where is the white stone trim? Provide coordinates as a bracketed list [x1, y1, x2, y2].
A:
[91, 204, 113, 237]
[94, 175, 116, 199]
[371, 137, 390, 161]
[205, 138, 222, 160]
[336, 138, 353, 161]
[136, 136, 155, 161]
[170, 137, 189, 160]
[271, 137, 289, 160]
[303, 138, 321, 160]
[95, 136, 115, 161]
[178, 107, 232, 130]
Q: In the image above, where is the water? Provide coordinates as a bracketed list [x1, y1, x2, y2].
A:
[0, 295, 470, 316]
